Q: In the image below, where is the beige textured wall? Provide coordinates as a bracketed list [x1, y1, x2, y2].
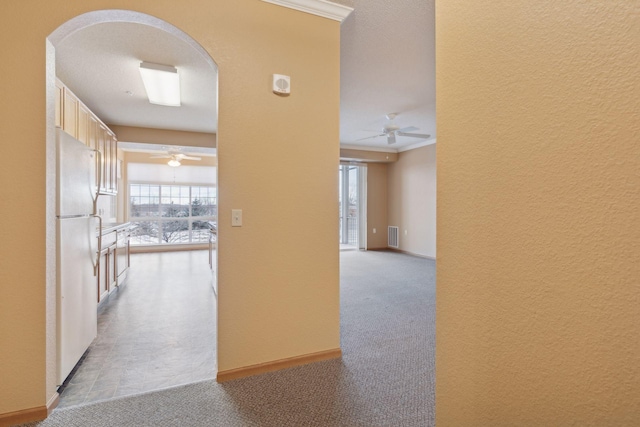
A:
[365, 163, 388, 249]
[0, 1, 340, 416]
[387, 145, 436, 258]
[436, 1, 640, 425]
[109, 125, 216, 149]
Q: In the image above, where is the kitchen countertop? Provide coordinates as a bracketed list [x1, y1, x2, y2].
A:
[100, 222, 131, 234]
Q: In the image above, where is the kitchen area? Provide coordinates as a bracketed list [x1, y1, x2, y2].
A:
[57, 78, 132, 303]
[55, 77, 132, 387]
[55, 77, 217, 406]
[52, 19, 219, 407]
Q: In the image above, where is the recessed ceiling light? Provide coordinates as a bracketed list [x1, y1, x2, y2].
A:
[139, 62, 181, 107]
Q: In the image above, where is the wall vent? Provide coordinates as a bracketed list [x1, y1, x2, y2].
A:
[388, 226, 399, 248]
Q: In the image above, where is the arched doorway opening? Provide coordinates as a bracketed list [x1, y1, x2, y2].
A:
[46, 9, 219, 405]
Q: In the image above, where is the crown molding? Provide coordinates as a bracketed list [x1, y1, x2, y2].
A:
[341, 138, 438, 154]
[261, 0, 354, 23]
[340, 144, 398, 153]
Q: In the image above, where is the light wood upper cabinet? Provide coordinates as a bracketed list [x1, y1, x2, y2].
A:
[63, 89, 79, 139]
[98, 123, 110, 195]
[111, 136, 118, 194]
[88, 115, 98, 151]
[57, 78, 118, 195]
[96, 123, 106, 192]
[109, 131, 118, 194]
[77, 103, 90, 145]
[96, 124, 118, 195]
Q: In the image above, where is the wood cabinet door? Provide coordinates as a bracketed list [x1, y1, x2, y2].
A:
[63, 89, 79, 138]
[58, 79, 119, 195]
[87, 115, 98, 151]
[108, 245, 118, 290]
[116, 230, 130, 276]
[77, 103, 90, 145]
[97, 124, 109, 194]
[113, 137, 119, 193]
[97, 248, 109, 302]
[107, 131, 117, 193]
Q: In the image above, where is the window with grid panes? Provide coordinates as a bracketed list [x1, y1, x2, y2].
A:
[129, 184, 217, 245]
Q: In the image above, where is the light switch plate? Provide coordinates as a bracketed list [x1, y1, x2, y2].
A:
[232, 209, 242, 227]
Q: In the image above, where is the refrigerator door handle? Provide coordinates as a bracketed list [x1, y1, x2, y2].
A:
[92, 214, 102, 276]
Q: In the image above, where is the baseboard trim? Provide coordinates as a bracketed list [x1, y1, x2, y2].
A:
[0, 393, 58, 427]
[216, 348, 342, 383]
[47, 392, 60, 415]
[394, 249, 435, 260]
[369, 247, 436, 260]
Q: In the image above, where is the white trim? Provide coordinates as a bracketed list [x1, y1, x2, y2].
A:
[261, 0, 353, 22]
[341, 139, 437, 154]
[386, 248, 436, 260]
[340, 144, 398, 153]
[396, 138, 437, 153]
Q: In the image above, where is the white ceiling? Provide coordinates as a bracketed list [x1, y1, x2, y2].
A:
[55, 1, 435, 153]
[55, 22, 217, 134]
[336, 0, 436, 151]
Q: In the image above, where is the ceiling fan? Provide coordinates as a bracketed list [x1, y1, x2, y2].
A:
[150, 150, 202, 167]
[358, 113, 430, 145]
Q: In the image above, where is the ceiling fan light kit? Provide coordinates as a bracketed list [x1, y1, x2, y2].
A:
[149, 151, 202, 167]
[139, 61, 181, 107]
[387, 132, 396, 145]
[356, 113, 431, 145]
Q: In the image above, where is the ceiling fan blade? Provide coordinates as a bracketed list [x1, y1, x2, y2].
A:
[356, 133, 386, 141]
[149, 154, 171, 159]
[180, 155, 202, 161]
[397, 126, 419, 133]
[396, 132, 431, 139]
[387, 132, 396, 144]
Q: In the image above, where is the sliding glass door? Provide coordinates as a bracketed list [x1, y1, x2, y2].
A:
[339, 164, 366, 249]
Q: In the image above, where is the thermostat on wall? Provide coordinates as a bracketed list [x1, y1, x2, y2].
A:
[273, 74, 291, 95]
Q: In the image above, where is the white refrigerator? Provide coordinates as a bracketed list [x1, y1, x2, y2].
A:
[56, 129, 99, 385]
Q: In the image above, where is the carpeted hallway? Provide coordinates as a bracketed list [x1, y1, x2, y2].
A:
[20, 250, 435, 427]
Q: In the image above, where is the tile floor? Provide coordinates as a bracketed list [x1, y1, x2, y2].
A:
[58, 250, 217, 407]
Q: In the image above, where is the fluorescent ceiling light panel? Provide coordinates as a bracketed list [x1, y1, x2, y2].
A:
[139, 62, 181, 107]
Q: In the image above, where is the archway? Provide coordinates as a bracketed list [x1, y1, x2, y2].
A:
[46, 9, 219, 403]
